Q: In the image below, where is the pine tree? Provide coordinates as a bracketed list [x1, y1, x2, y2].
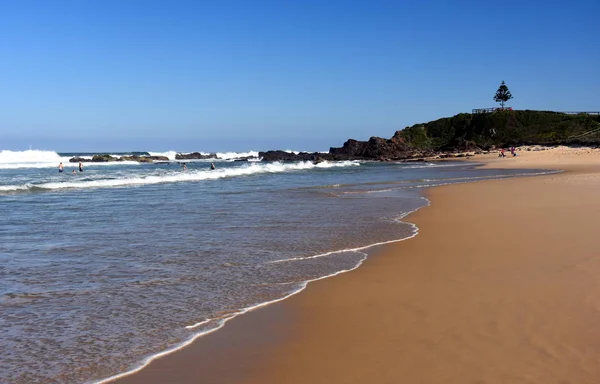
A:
[493, 80, 513, 109]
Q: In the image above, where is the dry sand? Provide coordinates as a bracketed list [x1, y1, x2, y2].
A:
[115, 147, 600, 384]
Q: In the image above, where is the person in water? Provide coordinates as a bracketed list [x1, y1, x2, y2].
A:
[79, 162, 84, 172]
[58, 162, 64, 173]
[72, 169, 76, 174]
[182, 163, 188, 171]
[210, 163, 215, 170]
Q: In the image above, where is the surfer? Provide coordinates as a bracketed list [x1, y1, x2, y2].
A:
[58, 162, 64, 173]
[78, 162, 84, 172]
[210, 163, 215, 170]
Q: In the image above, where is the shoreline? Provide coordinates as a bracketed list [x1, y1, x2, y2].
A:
[113, 147, 600, 384]
[98, 198, 429, 383]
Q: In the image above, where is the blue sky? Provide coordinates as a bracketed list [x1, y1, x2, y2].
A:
[1, 0, 599, 152]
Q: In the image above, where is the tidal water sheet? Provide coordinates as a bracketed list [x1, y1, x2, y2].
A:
[0, 149, 550, 383]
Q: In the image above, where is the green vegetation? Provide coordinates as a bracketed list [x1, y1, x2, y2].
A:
[494, 80, 513, 108]
[397, 110, 600, 150]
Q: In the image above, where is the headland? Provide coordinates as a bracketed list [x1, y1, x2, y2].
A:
[66, 110, 600, 165]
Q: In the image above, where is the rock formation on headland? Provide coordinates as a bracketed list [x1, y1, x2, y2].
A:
[260, 110, 600, 161]
[260, 132, 433, 162]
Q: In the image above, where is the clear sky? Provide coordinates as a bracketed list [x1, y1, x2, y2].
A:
[1, 0, 599, 152]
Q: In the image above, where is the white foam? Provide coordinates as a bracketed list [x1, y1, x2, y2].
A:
[0, 149, 62, 164]
[184, 319, 211, 330]
[0, 184, 31, 191]
[0, 149, 72, 169]
[215, 150, 259, 160]
[0, 149, 141, 169]
[147, 151, 178, 160]
[401, 162, 476, 169]
[0, 160, 361, 192]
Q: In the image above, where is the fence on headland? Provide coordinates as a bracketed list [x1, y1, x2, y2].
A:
[472, 108, 600, 115]
[561, 111, 600, 115]
[472, 107, 512, 113]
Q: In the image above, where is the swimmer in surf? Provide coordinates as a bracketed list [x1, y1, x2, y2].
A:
[79, 162, 83, 172]
[58, 162, 64, 173]
[182, 163, 188, 171]
[210, 163, 215, 170]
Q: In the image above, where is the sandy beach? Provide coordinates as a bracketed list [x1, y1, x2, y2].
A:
[115, 146, 600, 384]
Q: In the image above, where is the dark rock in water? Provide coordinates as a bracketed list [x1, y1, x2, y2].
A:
[233, 156, 257, 162]
[92, 154, 117, 162]
[119, 155, 169, 163]
[175, 152, 218, 160]
[258, 150, 322, 162]
[69, 157, 93, 163]
[70, 154, 169, 163]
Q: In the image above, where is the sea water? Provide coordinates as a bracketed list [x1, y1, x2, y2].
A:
[0, 149, 546, 383]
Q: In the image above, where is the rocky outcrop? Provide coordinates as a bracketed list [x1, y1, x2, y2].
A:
[259, 133, 436, 162]
[69, 157, 93, 163]
[119, 155, 169, 162]
[328, 136, 414, 160]
[233, 156, 258, 162]
[175, 152, 218, 160]
[69, 155, 169, 163]
[258, 150, 322, 162]
[91, 154, 117, 162]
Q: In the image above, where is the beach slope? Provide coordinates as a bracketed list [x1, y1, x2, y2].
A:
[116, 148, 600, 384]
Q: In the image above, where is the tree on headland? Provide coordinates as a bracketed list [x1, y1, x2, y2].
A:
[493, 80, 513, 109]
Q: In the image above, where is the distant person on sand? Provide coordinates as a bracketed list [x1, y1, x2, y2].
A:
[210, 163, 215, 170]
[79, 162, 84, 172]
[510, 147, 517, 157]
[58, 162, 64, 173]
[499, 148, 506, 158]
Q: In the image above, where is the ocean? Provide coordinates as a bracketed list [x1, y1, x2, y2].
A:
[0, 149, 547, 383]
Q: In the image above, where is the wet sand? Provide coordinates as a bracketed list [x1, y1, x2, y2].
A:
[114, 147, 600, 384]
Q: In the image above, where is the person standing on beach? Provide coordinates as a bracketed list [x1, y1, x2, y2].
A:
[78, 162, 84, 172]
[58, 162, 64, 173]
